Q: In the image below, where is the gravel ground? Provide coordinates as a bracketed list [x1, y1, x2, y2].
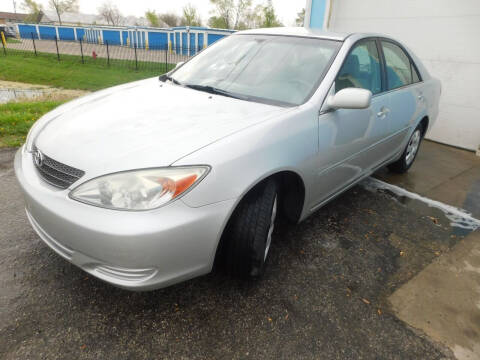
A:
[0, 147, 459, 359]
[0, 80, 88, 104]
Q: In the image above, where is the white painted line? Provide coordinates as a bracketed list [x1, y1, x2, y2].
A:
[362, 177, 480, 231]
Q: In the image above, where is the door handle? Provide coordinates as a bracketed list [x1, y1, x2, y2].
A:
[377, 107, 390, 118]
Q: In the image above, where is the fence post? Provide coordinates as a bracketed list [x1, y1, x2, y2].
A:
[165, 44, 168, 73]
[31, 32, 37, 56]
[54, 36, 60, 61]
[1, 32, 6, 56]
[134, 42, 138, 71]
[79, 38, 84, 64]
[106, 40, 110, 66]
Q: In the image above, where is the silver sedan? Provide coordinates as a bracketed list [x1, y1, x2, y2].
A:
[14, 27, 441, 290]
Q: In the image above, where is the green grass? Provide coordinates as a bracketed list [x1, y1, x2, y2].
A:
[0, 51, 173, 91]
[0, 101, 64, 147]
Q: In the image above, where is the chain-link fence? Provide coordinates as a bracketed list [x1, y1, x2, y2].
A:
[1, 32, 199, 73]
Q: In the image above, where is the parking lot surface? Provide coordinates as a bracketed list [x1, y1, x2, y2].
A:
[0, 146, 471, 359]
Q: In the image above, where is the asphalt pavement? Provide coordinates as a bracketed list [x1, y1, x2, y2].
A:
[0, 146, 464, 359]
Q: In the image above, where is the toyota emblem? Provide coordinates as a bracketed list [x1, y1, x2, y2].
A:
[33, 149, 44, 167]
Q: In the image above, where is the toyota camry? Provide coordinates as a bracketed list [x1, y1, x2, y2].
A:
[14, 27, 441, 290]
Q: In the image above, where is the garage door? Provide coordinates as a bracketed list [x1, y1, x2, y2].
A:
[327, 0, 480, 151]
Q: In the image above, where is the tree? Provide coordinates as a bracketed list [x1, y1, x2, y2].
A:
[241, 4, 263, 29]
[98, 1, 124, 26]
[208, 16, 228, 29]
[232, 0, 251, 29]
[21, 0, 43, 23]
[208, 0, 255, 30]
[181, 4, 202, 26]
[145, 10, 160, 27]
[296, 8, 305, 27]
[208, 0, 282, 30]
[49, 0, 78, 25]
[159, 13, 181, 27]
[209, 0, 233, 29]
[262, 0, 282, 28]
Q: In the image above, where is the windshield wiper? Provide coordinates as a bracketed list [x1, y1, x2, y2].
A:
[184, 84, 247, 100]
[159, 74, 182, 85]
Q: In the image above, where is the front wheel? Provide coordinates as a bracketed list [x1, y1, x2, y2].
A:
[222, 179, 278, 278]
[388, 125, 423, 173]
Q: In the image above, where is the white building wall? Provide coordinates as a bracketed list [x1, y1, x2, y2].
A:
[327, 0, 480, 151]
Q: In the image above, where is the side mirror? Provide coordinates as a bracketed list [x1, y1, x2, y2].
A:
[326, 88, 372, 110]
[175, 61, 185, 69]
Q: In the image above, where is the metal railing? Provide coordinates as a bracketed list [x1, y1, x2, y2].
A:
[1, 32, 200, 73]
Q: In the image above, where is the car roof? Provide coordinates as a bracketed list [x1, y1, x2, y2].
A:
[235, 27, 350, 41]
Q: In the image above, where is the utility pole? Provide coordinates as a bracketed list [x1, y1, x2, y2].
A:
[12, 0, 17, 21]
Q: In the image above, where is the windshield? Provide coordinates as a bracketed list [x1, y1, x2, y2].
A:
[172, 34, 341, 106]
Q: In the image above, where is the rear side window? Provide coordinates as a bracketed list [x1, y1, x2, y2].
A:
[336, 40, 382, 95]
[411, 62, 420, 83]
[381, 41, 419, 90]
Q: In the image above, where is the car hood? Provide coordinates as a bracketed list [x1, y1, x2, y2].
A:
[34, 78, 285, 178]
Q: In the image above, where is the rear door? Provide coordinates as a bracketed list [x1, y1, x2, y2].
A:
[379, 40, 425, 155]
[312, 38, 390, 207]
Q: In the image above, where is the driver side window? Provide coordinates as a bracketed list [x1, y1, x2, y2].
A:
[336, 40, 382, 95]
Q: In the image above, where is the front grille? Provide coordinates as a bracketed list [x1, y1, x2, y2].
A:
[32, 146, 85, 189]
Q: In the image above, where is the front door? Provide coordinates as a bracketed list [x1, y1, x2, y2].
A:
[311, 39, 390, 209]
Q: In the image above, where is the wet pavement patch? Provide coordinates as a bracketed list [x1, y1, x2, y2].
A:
[363, 177, 480, 234]
[0, 148, 467, 359]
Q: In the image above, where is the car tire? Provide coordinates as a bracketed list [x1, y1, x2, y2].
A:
[222, 179, 278, 278]
[388, 124, 423, 173]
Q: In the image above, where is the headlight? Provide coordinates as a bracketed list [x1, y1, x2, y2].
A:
[69, 166, 209, 211]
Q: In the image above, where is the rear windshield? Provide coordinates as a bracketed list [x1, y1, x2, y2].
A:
[172, 34, 341, 106]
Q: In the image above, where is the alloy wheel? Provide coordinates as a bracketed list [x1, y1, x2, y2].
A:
[406, 129, 421, 166]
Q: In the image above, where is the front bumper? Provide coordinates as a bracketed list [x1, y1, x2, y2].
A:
[14, 147, 236, 291]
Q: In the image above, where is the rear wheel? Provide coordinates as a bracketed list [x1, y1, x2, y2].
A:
[388, 125, 423, 173]
[222, 179, 278, 277]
